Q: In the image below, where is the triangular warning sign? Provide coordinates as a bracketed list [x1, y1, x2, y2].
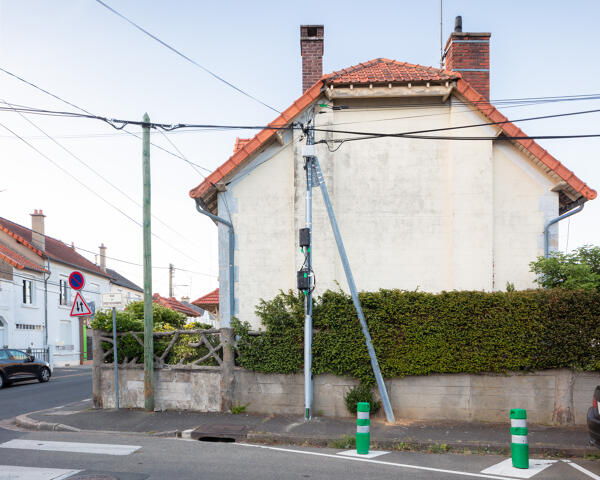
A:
[70, 292, 92, 317]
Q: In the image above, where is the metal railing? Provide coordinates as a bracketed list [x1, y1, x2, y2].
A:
[16, 347, 50, 363]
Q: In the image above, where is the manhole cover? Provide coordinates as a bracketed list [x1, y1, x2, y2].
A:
[191, 424, 248, 441]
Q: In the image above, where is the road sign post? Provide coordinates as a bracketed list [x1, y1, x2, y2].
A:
[68, 271, 85, 291]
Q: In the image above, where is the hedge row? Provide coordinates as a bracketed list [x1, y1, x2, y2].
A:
[232, 289, 600, 383]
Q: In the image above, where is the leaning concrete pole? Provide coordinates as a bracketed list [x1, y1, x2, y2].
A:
[312, 156, 395, 423]
[142, 112, 154, 411]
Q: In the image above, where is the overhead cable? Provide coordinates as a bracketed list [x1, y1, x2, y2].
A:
[94, 0, 281, 114]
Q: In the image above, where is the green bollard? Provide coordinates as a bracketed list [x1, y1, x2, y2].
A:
[510, 408, 528, 469]
[356, 402, 370, 455]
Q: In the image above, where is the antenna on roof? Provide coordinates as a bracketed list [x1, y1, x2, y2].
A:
[439, 0, 443, 69]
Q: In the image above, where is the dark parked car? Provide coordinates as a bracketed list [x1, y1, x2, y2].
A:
[0, 348, 51, 388]
[587, 386, 600, 448]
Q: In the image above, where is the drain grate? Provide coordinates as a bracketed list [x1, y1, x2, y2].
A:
[190, 424, 248, 442]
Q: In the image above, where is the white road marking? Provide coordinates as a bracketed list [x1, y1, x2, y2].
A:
[481, 459, 556, 478]
[0, 439, 140, 456]
[337, 449, 389, 458]
[0, 465, 80, 479]
[563, 460, 600, 480]
[236, 443, 514, 479]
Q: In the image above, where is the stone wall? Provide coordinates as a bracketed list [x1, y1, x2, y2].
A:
[95, 364, 600, 425]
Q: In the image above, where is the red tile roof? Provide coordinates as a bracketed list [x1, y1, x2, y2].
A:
[153, 293, 201, 317]
[190, 58, 596, 208]
[0, 217, 111, 278]
[192, 288, 219, 308]
[233, 137, 251, 154]
[0, 243, 48, 273]
[325, 58, 459, 85]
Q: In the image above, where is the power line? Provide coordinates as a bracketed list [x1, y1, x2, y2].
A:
[0, 99, 205, 248]
[94, 0, 281, 114]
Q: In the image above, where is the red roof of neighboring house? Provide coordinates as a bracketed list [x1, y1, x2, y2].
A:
[0, 243, 48, 273]
[189, 58, 596, 209]
[192, 288, 219, 308]
[0, 217, 110, 278]
[153, 293, 201, 317]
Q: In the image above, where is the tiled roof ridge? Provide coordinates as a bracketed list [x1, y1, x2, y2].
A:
[324, 58, 460, 83]
[0, 221, 44, 257]
[0, 243, 48, 273]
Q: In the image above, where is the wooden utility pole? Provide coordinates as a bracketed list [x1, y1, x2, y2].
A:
[142, 112, 154, 411]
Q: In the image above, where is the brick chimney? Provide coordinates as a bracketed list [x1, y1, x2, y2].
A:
[99, 243, 107, 270]
[30, 209, 45, 252]
[300, 25, 324, 93]
[444, 16, 491, 100]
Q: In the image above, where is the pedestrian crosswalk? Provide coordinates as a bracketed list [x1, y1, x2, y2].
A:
[0, 439, 141, 455]
[0, 465, 80, 480]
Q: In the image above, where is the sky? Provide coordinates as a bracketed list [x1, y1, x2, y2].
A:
[0, 0, 598, 300]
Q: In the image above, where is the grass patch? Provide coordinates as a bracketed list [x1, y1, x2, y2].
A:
[328, 435, 356, 449]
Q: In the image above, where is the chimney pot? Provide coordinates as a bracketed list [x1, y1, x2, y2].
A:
[30, 209, 46, 252]
[300, 24, 324, 93]
[454, 16, 462, 32]
[99, 243, 107, 270]
[444, 17, 491, 100]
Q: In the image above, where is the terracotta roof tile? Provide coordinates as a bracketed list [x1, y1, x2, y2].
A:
[0, 243, 48, 273]
[233, 137, 251, 154]
[0, 217, 111, 277]
[192, 288, 219, 308]
[152, 293, 201, 317]
[324, 58, 459, 85]
[190, 59, 596, 208]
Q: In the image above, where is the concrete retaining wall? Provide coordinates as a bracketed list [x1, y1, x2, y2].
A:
[96, 366, 600, 425]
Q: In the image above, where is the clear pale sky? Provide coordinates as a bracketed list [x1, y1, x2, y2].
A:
[1, 0, 598, 299]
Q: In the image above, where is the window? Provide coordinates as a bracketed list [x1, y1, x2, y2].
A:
[16, 324, 42, 330]
[59, 279, 68, 305]
[60, 319, 72, 347]
[22, 280, 32, 304]
[9, 349, 28, 360]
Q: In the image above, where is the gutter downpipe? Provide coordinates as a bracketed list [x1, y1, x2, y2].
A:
[544, 200, 586, 258]
[195, 199, 234, 327]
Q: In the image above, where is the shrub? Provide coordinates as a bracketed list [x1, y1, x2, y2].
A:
[344, 383, 381, 415]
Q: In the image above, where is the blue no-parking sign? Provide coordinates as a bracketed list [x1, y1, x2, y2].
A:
[68, 271, 85, 291]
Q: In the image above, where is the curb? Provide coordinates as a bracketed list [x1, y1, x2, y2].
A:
[15, 413, 81, 432]
[14, 411, 596, 458]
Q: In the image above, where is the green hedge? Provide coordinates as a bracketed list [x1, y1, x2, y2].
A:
[233, 289, 600, 383]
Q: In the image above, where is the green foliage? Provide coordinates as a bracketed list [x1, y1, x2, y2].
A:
[328, 435, 356, 449]
[233, 289, 600, 381]
[231, 403, 248, 414]
[91, 301, 215, 365]
[344, 383, 382, 415]
[530, 245, 600, 291]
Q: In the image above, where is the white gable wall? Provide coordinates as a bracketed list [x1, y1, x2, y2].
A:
[221, 95, 562, 329]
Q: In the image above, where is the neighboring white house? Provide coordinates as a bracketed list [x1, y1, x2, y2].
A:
[0, 211, 113, 366]
[189, 24, 597, 330]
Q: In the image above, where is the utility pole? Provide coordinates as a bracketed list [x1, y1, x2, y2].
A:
[299, 116, 315, 421]
[142, 112, 154, 411]
[299, 123, 396, 423]
[168, 263, 174, 297]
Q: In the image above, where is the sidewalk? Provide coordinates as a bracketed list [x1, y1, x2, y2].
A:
[16, 400, 596, 458]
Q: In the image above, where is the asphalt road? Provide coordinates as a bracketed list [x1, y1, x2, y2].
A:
[0, 429, 598, 480]
[0, 366, 92, 420]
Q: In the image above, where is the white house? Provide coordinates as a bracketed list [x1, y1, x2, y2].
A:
[0, 211, 112, 366]
[189, 23, 596, 330]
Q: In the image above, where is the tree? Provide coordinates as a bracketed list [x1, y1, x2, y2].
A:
[91, 300, 187, 332]
[530, 245, 600, 291]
